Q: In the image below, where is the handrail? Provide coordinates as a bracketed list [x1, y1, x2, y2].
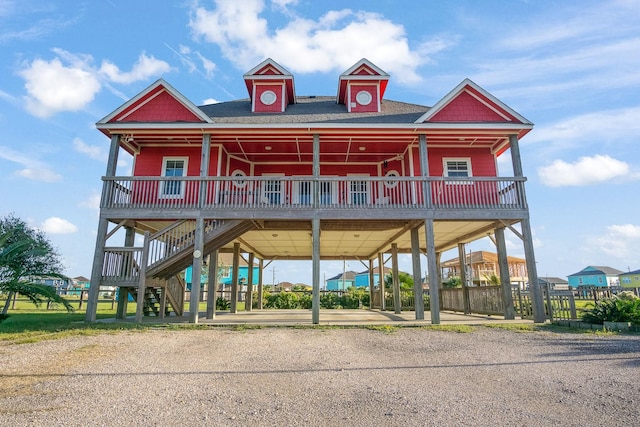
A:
[101, 176, 527, 211]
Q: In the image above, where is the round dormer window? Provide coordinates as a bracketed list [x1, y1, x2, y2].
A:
[384, 170, 399, 188]
[260, 90, 277, 105]
[356, 90, 372, 106]
[231, 169, 247, 188]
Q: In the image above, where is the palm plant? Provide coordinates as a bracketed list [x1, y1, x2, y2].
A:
[1, 216, 73, 317]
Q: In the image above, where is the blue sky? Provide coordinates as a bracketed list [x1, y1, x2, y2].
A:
[1, 0, 639, 284]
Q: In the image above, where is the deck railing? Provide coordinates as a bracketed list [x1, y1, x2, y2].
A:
[101, 176, 527, 211]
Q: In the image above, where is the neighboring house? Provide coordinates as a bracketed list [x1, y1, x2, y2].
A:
[538, 277, 569, 290]
[619, 269, 640, 289]
[354, 267, 393, 289]
[68, 276, 91, 296]
[33, 277, 71, 294]
[85, 57, 543, 323]
[184, 253, 260, 288]
[441, 251, 527, 286]
[326, 271, 357, 291]
[567, 266, 623, 288]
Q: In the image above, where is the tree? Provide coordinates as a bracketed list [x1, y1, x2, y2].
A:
[0, 214, 73, 316]
[483, 274, 500, 286]
[443, 276, 462, 288]
[384, 272, 414, 290]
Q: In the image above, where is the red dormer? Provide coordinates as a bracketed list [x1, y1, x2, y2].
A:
[243, 58, 296, 113]
[337, 58, 389, 113]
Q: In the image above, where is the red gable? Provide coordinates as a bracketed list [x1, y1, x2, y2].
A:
[429, 90, 512, 122]
[243, 58, 295, 113]
[98, 79, 212, 125]
[416, 79, 531, 125]
[337, 59, 389, 113]
[111, 87, 204, 123]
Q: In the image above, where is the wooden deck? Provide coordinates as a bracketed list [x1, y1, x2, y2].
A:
[100, 175, 528, 220]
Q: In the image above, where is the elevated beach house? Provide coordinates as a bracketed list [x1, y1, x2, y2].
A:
[84, 58, 545, 323]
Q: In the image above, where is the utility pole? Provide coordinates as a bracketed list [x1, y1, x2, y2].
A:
[271, 267, 278, 291]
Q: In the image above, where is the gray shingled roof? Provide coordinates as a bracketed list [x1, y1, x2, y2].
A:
[568, 266, 624, 276]
[198, 96, 430, 124]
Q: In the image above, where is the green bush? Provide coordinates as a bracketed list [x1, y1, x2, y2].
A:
[265, 291, 300, 309]
[298, 293, 313, 309]
[320, 292, 341, 309]
[342, 287, 369, 308]
[582, 292, 640, 325]
[216, 297, 230, 311]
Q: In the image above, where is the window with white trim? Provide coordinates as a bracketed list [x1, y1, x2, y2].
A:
[161, 157, 188, 198]
[443, 158, 472, 178]
[261, 174, 284, 204]
[348, 175, 370, 205]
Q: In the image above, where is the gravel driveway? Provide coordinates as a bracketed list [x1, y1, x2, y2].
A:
[1, 327, 639, 426]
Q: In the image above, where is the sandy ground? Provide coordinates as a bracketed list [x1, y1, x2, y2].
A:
[1, 326, 639, 426]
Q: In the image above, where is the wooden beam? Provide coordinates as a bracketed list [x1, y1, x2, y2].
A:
[411, 227, 424, 320]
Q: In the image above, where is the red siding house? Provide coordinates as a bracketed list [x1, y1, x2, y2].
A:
[85, 58, 545, 324]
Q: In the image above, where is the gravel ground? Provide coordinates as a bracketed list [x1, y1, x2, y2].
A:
[1, 327, 639, 426]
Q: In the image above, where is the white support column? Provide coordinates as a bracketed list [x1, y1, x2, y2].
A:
[411, 227, 424, 320]
[368, 259, 375, 308]
[115, 226, 135, 320]
[200, 133, 210, 198]
[522, 218, 544, 322]
[495, 227, 516, 319]
[230, 242, 240, 314]
[86, 134, 120, 323]
[312, 217, 321, 324]
[159, 287, 167, 319]
[509, 134, 544, 323]
[206, 250, 218, 319]
[425, 219, 440, 324]
[135, 232, 150, 322]
[378, 252, 385, 310]
[418, 134, 432, 206]
[392, 243, 401, 314]
[257, 258, 264, 310]
[189, 217, 205, 323]
[246, 253, 255, 311]
[458, 243, 471, 315]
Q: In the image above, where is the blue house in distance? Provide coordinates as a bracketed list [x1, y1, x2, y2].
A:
[326, 271, 357, 290]
[326, 267, 394, 290]
[185, 253, 259, 290]
[567, 266, 623, 288]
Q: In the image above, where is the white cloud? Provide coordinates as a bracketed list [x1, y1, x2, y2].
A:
[41, 217, 78, 234]
[20, 55, 101, 118]
[593, 224, 640, 261]
[72, 137, 107, 162]
[189, 0, 434, 85]
[19, 49, 171, 117]
[538, 155, 630, 187]
[79, 192, 101, 211]
[524, 107, 640, 148]
[0, 145, 62, 182]
[202, 98, 220, 105]
[196, 52, 217, 77]
[99, 52, 171, 84]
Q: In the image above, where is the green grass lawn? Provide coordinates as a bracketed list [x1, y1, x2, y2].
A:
[0, 297, 248, 343]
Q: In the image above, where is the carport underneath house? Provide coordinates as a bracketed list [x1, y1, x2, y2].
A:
[83, 58, 546, 325]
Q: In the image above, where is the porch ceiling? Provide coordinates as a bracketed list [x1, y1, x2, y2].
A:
[112, 129, 513, 162]
[212, 219, 512, 260]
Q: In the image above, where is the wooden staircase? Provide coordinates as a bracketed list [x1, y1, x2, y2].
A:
[102, 219, 255, 317]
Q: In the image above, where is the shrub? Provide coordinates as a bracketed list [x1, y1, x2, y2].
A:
[320, 292, 341, 309]
[298, 293, 312, 309]
[582, 293, 640, 325]
[265, 291, 300, 309]
[342, 287, 369, 309]
[216, 297, 230, 311]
